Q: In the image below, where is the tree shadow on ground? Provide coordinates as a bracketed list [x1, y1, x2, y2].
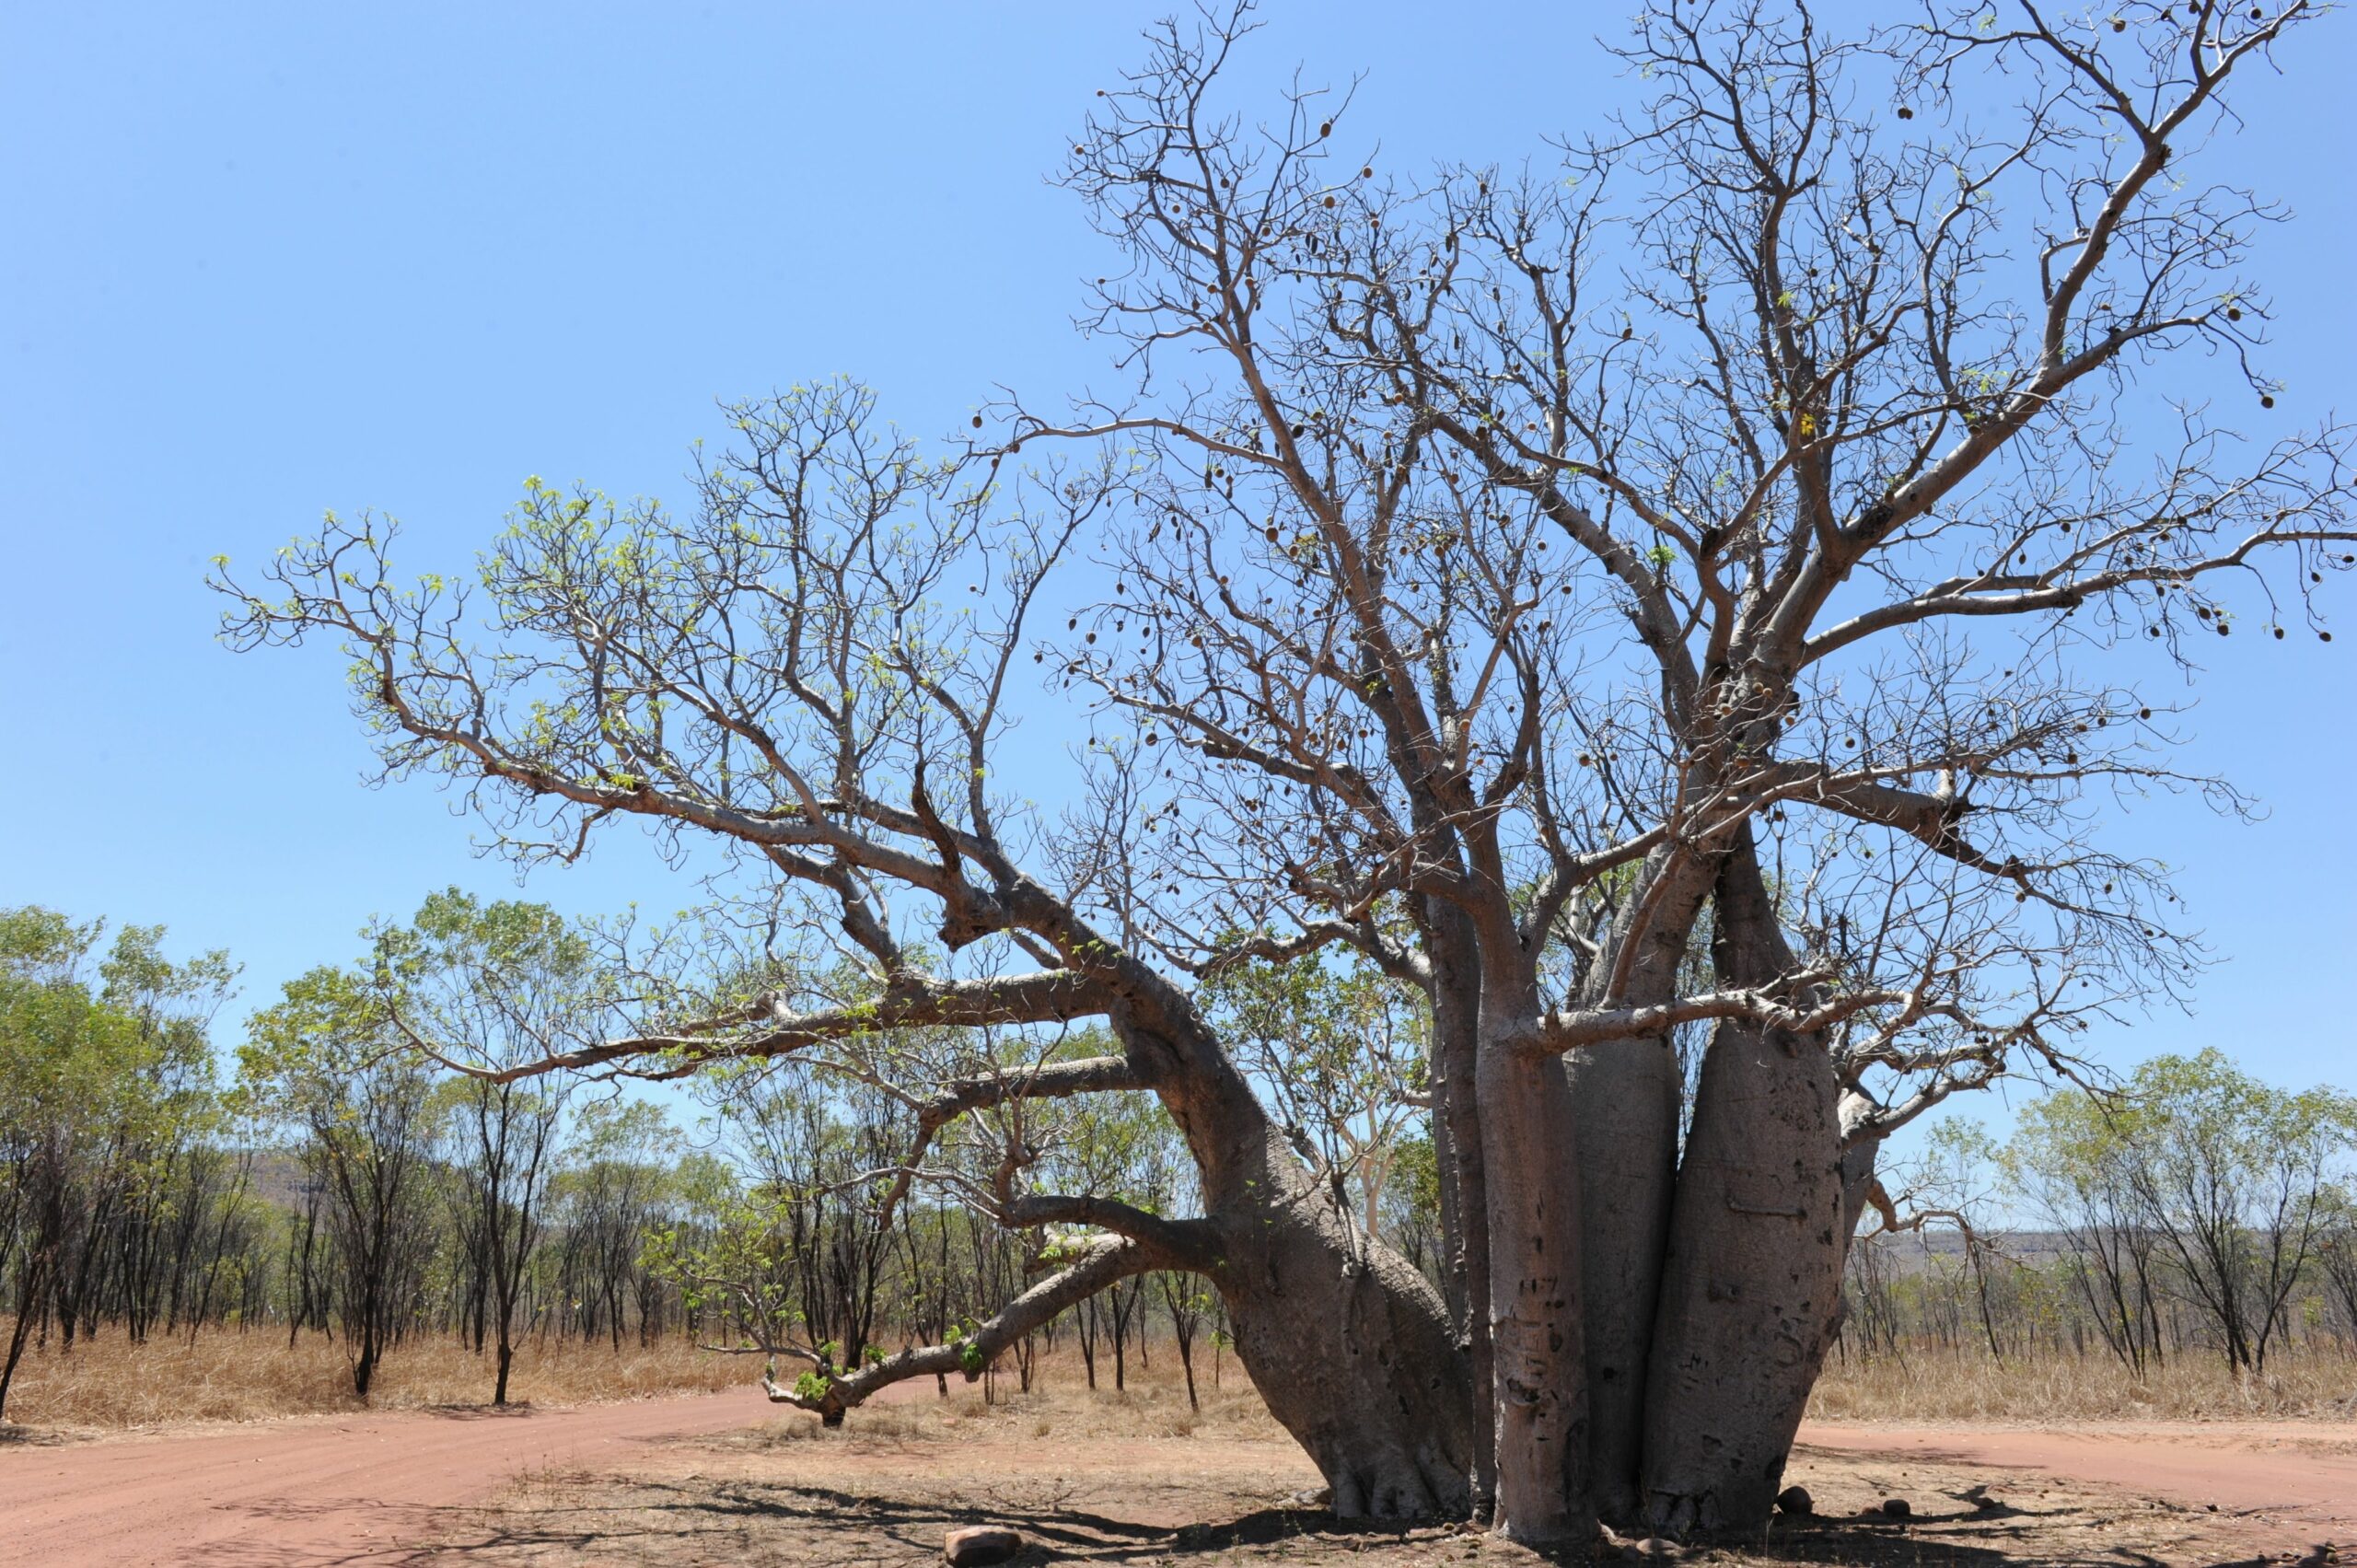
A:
[0, 1423, 79, 1446]
[415, 1467, 2313, 1567]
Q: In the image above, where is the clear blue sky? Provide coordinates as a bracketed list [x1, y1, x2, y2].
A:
[3, 4, 2349, 1104]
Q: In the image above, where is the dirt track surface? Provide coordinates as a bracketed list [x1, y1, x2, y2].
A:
[0, 1386, 783, 1566]
[1796, 1420, 2357, 1551]
[1, 1396, 2350, 1565]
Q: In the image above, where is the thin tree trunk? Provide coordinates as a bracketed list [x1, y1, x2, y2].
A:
[0, 1255, 52, 1423]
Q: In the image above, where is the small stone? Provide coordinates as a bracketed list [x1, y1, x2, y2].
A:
[1776, 1485, 1814, 1516]
[944, 1525, 1022, 1566]
[1881, 1497, 1912, 1519]
[1634, 1537, 1679, 1558]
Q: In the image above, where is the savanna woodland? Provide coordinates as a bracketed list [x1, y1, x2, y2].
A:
[29, 0, 2337, 1548]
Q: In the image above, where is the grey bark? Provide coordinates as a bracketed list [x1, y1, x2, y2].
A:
[1567, 846, 1716, 1524]
[1124, 990, 1475, 1518]
[1422, 902, 1496, 1516]
[1563, 1037, 1678, 1524]
[1215, 1176, 1473, 1518]
[1477, 1029, 1590, 1545]
[1639, 834, 1846, 1536]
[806, 970, 1478, 1521]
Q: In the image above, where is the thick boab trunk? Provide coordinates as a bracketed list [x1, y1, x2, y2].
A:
[1212, 1175, 1474, 1518]
[1639, 836, 1845, 1536]
[1639, 1014, 1842, 1535]
[1424, 905, 1495, 1516]
[789, 981, 1478, 1519]
[1567, 847, 1718, 1526]
[1478, 1035, 1591, 1546]
[1564, 1037, 1678, 1524]
[1132, 995, 1477, 1519]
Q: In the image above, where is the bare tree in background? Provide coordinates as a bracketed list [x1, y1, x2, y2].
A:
[246, 970, 440, 1399]
[380, 892, 583, 1406]
[218, 0, 2354, 1541]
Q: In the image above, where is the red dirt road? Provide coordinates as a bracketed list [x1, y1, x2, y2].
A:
[2, 1396, 2350, 1565]
[0, 1386, 782, 1566]
[1796, 1420, 2357, 1551]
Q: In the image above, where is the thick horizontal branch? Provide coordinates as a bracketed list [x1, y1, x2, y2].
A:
[875, 1054, 1146, 1224]
[761, 1236, 1179, 1423]
[1000, 1192, 1207, 1260]
[1529, 981, 1902, 1057]
[406, 970, 1114, 1085]
[917, 1054, 1143, 1131]
[1755, 762, 2021, 880]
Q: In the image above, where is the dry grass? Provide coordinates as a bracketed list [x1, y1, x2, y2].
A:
[0, 1321, 743, 1430]
[13, 1317, 2352, 1436]
[1810, 1339, 2357, 1423]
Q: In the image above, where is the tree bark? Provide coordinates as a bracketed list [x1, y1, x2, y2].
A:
[1211, 1159, 1474, 1518]
[1567, 846, 1713, 1525]
[1478, 1028, 1590, 1546]
[1563, 1037, 1678, 1524]
[1639, 835, 1845, 1537]
[1423, 903, 1496, 1516]
[795, 981, 1478, 1521]
[1135, 991, 1475, 1520]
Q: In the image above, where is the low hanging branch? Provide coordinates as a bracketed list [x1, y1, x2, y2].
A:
[760, 1234, 1185, 1425]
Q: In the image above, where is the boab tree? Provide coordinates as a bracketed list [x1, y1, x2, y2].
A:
[1004, 0, 2351, 1537]
[216, 388, 1473, 1516]
[216, 0, 2353, 1544]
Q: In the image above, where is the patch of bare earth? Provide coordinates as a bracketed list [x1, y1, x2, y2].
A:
[409, 1384, 2356, 1567]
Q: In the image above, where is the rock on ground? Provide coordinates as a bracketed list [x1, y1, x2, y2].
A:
[944, 1524, 1024, 1565]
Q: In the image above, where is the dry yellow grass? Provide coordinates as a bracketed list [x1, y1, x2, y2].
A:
[11, 1318, 2351, 1434]
[1810, 1339, 2357, 1422]
[0, 1327, 1265, 1436]
[0, 1322, 743, 1430]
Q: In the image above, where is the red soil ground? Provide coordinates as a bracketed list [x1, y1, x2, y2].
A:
[1, 1391, 2349, 1565]
[1798, 1420, 2357, 1552]
[0, 1386, 782, 1565]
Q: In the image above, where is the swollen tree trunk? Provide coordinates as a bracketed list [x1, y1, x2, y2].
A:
[795, 1122, 1473, 1517]
[1478, 1024, 1590, 1546]
[1210, 1165, 1474, 1517]
[1563, 1037, 1678, 1524]
[1135, 990, 1475, 1520]
[1422, 903, 1495, 1516]
[783, 980, 1477, 1521]
[1640, 835, 1846, 1536]
[1566, 843, 1718, 1525]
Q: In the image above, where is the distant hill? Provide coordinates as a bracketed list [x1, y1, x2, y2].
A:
[1856, 1227, 2078, 1273]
